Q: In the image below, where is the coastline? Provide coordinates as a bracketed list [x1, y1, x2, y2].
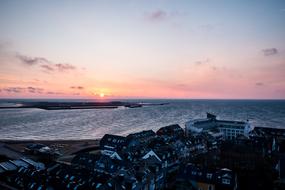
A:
[0, 139, 100, 159]
[0, 101, 169, 110]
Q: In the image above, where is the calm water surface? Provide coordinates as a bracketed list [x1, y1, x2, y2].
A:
[0, 100, 284, 140]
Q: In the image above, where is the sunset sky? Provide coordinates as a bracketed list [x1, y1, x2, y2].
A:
[0, 0, 285, 99]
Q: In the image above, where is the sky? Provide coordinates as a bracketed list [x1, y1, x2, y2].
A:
[0, 0, 285, 99]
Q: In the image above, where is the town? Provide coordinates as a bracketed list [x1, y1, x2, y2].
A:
[1, 113, 285, 190]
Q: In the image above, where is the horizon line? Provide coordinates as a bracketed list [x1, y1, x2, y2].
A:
[0, 98, 285, 101]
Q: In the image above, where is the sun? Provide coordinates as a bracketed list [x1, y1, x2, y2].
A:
[99, 93, 105, 98]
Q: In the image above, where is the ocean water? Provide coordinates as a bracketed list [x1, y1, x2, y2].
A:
[0, 100, 285, 140]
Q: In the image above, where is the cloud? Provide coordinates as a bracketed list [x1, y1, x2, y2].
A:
[0, 86, 78, 96]
[0, 46, 78, 73]
[27, 86, 44, 94]
[16, 54, 49, 65]
[54, 63, 76, 72]
[1, 87, 25, 93]
[41, 64, 54, 71]
[262, 48, 278, 56]
[14, 52, 77, 73]
[46, 91, 64, 95]
[145, 10, 167, 22]
[255, 82, 264, 86]
[70, 86, 84, 90]
[0, 86, 44, 94]
[195, 58, 210, 65]
[40, 63, 76, 72]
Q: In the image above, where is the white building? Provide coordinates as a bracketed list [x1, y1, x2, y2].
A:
[185, 113, 254, 140]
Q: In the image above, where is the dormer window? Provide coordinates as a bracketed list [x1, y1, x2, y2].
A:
[207, 173, 212, 179]
[222, 178, 231, 185]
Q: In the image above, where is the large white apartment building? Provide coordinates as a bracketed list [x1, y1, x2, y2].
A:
[185, 113, 254, 140]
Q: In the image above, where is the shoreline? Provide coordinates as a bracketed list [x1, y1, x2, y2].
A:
[0, 101, 169, 110]
[0, 139, 101, 159]
[0, 139, 101, 143]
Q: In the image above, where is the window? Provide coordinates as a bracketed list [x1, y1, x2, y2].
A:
[98, 163, 105, 168]
[207, 173, 213, 179]
[222, 178, 231, 185]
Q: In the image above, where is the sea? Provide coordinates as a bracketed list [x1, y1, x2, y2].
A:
[0, 99, 285, 140]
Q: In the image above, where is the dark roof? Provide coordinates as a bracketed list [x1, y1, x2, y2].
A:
[217, 120, 245, 125]
[71, 152, 100, 168]
[95, 155, 125, 174]
[154, 146, 177, 161]
[127, 130, 155, 140]
[147, 137, 167, 149]
[26, 143, 47, 150]
[100, 134, 126, 150]
[194, 119, 214, 125]
[156, 124, 184, 136]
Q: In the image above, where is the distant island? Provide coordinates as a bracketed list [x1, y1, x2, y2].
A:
[0, 101, 169, 110]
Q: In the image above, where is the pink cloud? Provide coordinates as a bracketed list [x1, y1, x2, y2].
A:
[145, 10, 167, 22]
[14, 52, 77, 73]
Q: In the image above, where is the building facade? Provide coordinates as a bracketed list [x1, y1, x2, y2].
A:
[185, 113, 254, 140]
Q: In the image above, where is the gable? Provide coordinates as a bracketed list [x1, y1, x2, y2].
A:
[142, 150, 162, 162]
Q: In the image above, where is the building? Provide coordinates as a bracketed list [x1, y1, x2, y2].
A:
[156, 124, 185, 139]
[126, 130, 156, 149]
[185, 113, 254, 140]
[127, 130, 156, 142]
[178, 163, 237, 190]
[100, 134, 126, 151]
